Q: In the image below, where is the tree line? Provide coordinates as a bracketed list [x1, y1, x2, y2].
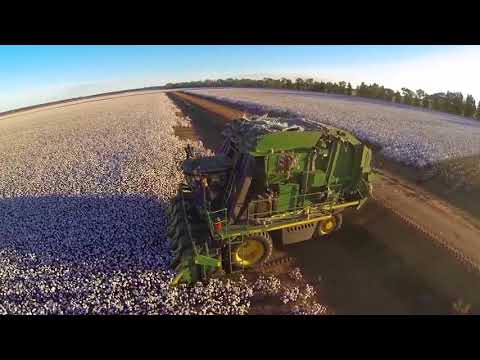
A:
[164, 78, 480, 120]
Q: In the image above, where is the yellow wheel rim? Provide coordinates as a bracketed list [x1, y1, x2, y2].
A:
[234, 239, 265, 266]
[320, 217, 337, 235]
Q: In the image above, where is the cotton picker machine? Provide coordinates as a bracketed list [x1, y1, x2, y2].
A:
[166, 115, 373, 285]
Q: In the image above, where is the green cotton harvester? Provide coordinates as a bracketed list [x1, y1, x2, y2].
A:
[166, 114, 373, 285]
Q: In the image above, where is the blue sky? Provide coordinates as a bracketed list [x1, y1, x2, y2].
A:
[1, 45, 479, 112]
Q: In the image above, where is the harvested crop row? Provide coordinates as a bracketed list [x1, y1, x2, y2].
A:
[0, 92, 324, 315]
[186, 88, 480, 168]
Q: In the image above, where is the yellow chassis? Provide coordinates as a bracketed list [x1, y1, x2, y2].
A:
[214, 200, 360, 240]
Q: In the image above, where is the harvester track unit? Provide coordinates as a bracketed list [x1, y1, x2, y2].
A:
[167, 114, 373, 285]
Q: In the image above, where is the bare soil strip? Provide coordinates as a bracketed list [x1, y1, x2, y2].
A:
[168, 91, 480, 314]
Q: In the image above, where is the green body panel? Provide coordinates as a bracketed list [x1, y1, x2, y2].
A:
[309, 171, 327, 188]
[249, 130, 371, 209]
[194, 254, 222, 268]
[252, 132, 324, 156]
[276, 183, 299, 211]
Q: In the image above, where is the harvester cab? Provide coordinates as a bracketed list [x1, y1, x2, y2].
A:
[167, 115, 373, 285]
[182, 154, 233, 211]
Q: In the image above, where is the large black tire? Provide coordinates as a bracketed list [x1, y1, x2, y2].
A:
[316, 213, 343, 238]
[228, 232, 273, 271]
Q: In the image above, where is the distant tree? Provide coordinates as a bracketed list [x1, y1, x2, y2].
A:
[412, 96, 420, 107]
[394, 91, 402, 103]
[415, 89, 426, 107]
[310, 81, 319, 91]
[379, 85, 386, 100]
[346, 83, 353, 96]
[384, 88, 395, 101]
[369, 83, 379, 98]
[444, 91, 464, 115]
[305, 78, 314, 90]
[463, 94, 476, 117]
[431, 93, 444, 111]
[378, 86, 387, 100]
[262, 77, 273, 88]
[295, 78, 305, 90]
[416, 89, 426, 100]
[327, 83, 333, 93]
[280, 77, 292, 89]
[357, 82, 367, 97]
[476, 101, 480, 120]
[422, 95, 430, 109]
[366, 83, 375, 98]
[401, 88, 415, 105]
[337, 81, 346, 95]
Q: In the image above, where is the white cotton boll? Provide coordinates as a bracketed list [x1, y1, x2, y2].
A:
[288, 268, 303, 282]
[290, 301, 329, 315]
[280, 287, 300, 304]
[253, 275, 282, 296]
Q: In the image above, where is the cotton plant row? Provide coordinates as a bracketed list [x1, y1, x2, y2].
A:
[253, 269, 330, 315]
[187, 89, 480, 169]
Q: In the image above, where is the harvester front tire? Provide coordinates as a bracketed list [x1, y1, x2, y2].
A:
[316, 213, 343, 237]
[230, 232, 273, 270]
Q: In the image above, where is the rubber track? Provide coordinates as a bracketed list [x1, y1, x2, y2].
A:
[373, 195, 480, 276]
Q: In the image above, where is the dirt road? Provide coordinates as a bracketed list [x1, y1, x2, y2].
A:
[169, 91, 480, 314]
[374, 171, 480, 268]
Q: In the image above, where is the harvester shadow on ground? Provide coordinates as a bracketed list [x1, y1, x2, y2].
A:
[0, 194, 169, 273]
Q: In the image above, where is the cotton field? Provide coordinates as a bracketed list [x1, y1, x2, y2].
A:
[0, 92, 324, 315]
[187, 88, 480, 168]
